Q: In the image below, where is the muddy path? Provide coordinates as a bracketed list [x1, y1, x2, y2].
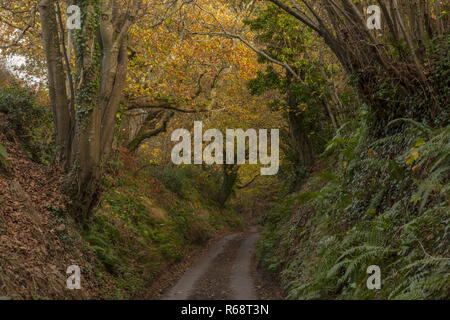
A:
[162, 227, 283, 300]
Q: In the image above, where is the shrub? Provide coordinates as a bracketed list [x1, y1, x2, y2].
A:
[0, 85, 54, 163]
[144, 166, 188, 197]
[258, 119, 450, 300]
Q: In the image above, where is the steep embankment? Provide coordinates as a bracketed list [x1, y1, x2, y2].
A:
[258, 124, 450, 300]
[257, 33, 450, 300]
[0, 137, 103, 299]
[83, 152, 243, 299]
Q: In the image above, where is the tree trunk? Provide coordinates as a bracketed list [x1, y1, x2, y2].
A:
[38, 0, 73, 167]
[287, 111, 314, 170]
[286, 71, 314, 175]
[39, 0, 141, 222]
[218, 164, 239, 207]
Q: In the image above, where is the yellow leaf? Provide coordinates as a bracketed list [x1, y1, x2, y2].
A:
[406, 151, 420, 165]
[415, 138, 426, 148]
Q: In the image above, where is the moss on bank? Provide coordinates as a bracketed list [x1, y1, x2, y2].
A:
[84, 160, 242, 299]
[258, 122, 450, 300]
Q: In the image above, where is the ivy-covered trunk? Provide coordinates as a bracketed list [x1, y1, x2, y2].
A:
[39, 0, 140, 221]
[286, 72, 314, 177]
[287, 111, 313, 173]
[218, 164, 239, 207]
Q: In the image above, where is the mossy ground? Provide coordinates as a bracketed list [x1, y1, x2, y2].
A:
[84, 156, 243, 299]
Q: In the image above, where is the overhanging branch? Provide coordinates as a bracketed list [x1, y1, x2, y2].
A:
[127, 97, 224, 113]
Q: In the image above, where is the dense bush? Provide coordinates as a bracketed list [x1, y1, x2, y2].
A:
[0, 85, 54, 163]
[143, 165, 222, 204]
[151, 166, 189, 197]
[258, 118, 450, 300]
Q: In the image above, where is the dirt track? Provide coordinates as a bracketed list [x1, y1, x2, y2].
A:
[162, 227, 283, 300]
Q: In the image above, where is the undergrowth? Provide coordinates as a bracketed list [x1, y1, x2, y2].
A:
[258, 118, 450, 300]
[0, 85, 54, 164]
[84, 160, 242, 299]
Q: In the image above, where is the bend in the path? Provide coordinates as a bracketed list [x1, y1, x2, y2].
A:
[162, 233, 239, 300]
[229, 227, 260, 300]
[187, 235, 245, 300]
[162, 226, 267, 300]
